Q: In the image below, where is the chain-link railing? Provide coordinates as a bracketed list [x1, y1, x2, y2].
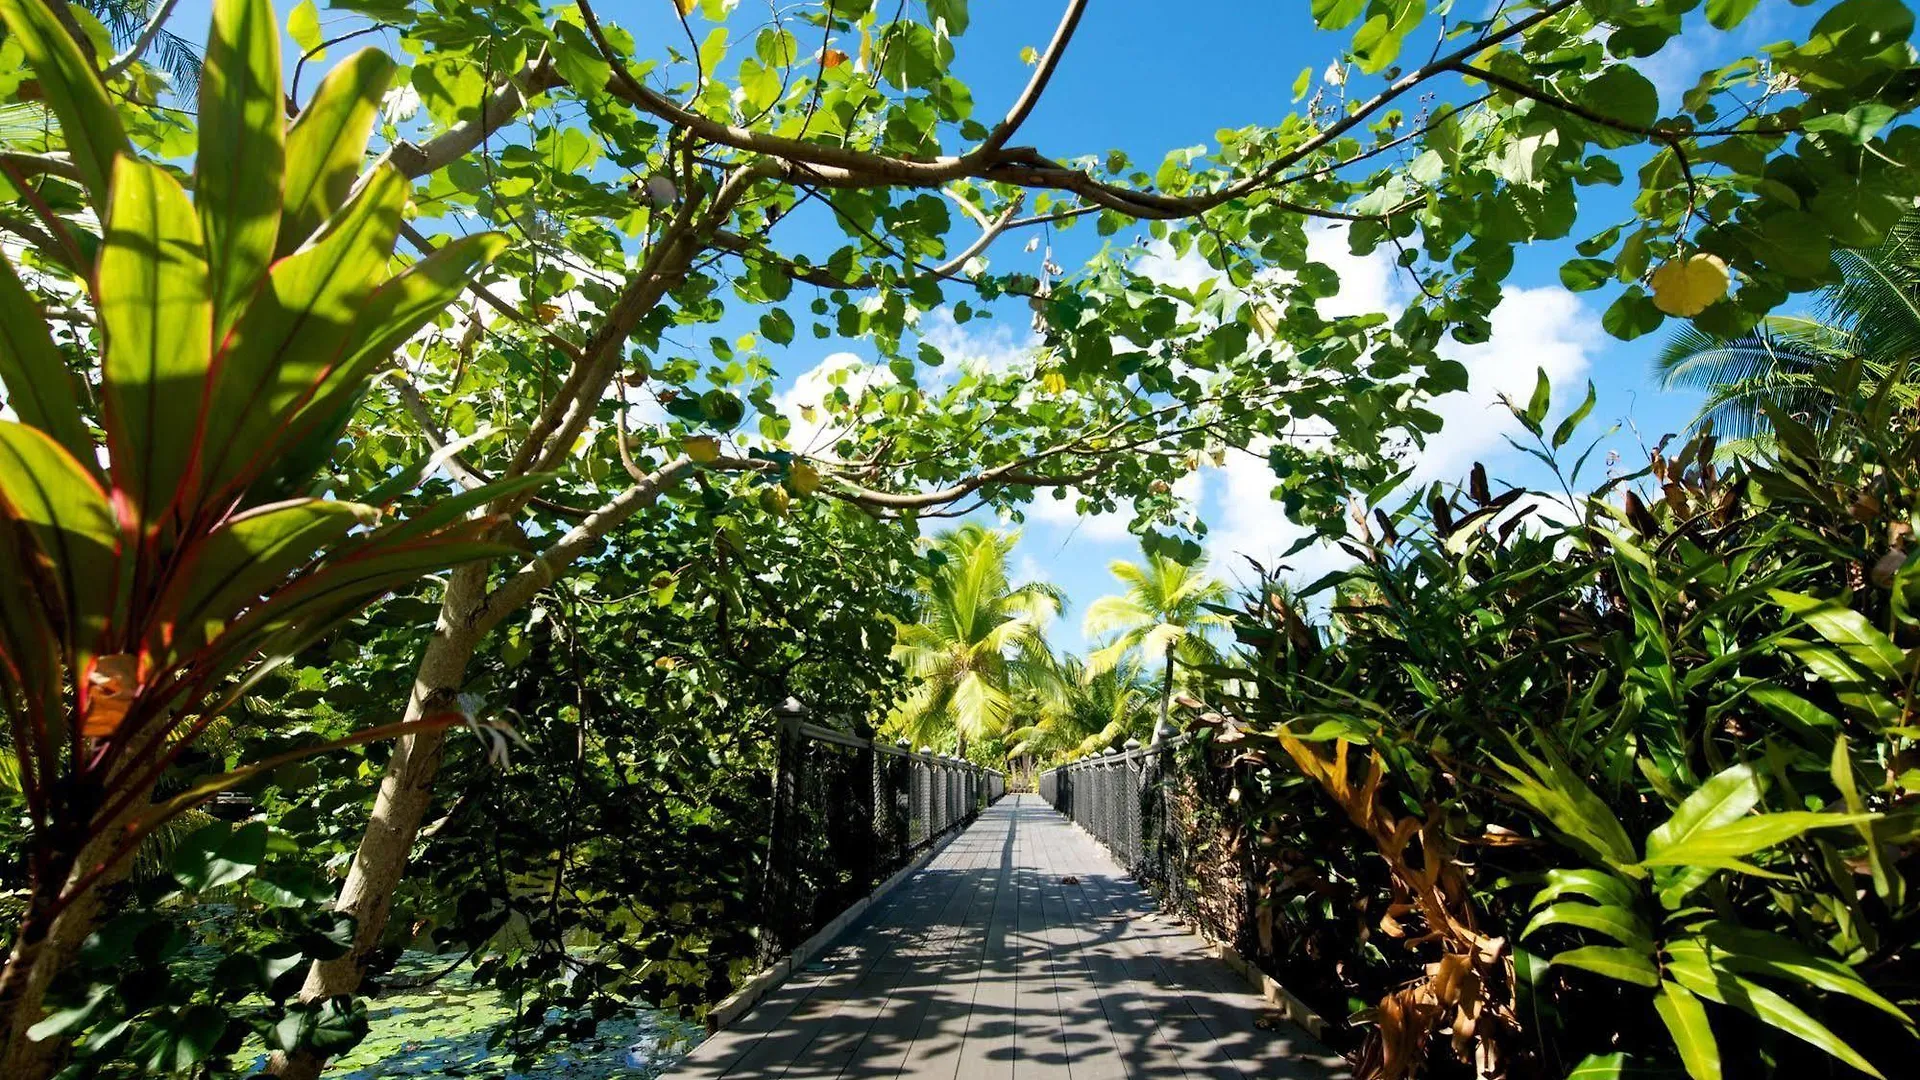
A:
[1038, 734, 1258, 971]
[757, 707, 1004, 963]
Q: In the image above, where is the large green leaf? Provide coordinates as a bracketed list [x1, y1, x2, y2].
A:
[1653, 981, 1720, 1080]
[99, 157, 213, 540]
[279, 48, 396, 255]
[1523, 901, 1651, 949]
[1646, 763, 1763, 860]
[197, 164, 408, 503]
[0, 0, 130, 208]
[1547, 944, 1660, 987]
[1665, 940, 1885, 1079]
[0, 250, 92, 465]
[0, 422, 121, 659]
[149, 499, 376, 664]
[1530, 867, 1641, 910]
[1497, 743, 1640, 869]
[1697, 923, 1915, 1028]
[277, 231, 509, 458]
[1640, 811, 1876, 872]
[1770, 589, 1908, 681]
[197, 0, 286, 338]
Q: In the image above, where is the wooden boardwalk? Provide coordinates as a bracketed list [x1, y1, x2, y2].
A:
[666, 794, 1349, 1079]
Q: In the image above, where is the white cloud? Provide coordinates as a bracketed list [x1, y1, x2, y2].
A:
[769, 351, 891, 458]
[1415, 286, 1602, 484]
[918, 307, 1036, 376]
[1024, 487, 1133, 543]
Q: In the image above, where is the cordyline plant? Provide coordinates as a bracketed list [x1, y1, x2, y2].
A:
[0, 0, 515, 1072]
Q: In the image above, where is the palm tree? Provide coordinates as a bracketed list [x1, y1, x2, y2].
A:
[886, 525, 1062, 759]
[1004, 654, 1156, 766]
[1082, 550, 1230, 744]
[1655, 211, 1920, 447]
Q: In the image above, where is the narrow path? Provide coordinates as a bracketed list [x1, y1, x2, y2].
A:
[665, 795, 1349, 1079]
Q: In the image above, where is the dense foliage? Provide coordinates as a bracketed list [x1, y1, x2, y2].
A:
[3, 0, 1920, 1076]
[1203, 373, 1920, 1079]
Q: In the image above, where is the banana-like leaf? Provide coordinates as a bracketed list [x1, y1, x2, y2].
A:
[189, 535, 514, 683]
[197, 164, 407, 503]
[99, 157, 212, 540]
[147, 498, 376, 664]
[276, 231, 509, 461]
[1639, 811, 1876, 871]
[1647, 763, 1763, 859]
[0, 251, 93, 466]
[1653, 981, 1720, 1080]
[0, 423, 121, 662]
[1697, 923, 1915, 1028]
[0, 0, 130, 207]
[279, 49, 396, 256]
[1547, 944, 1659, 987]
[1530, 867, 1640, 911]
[197, 0, 285, 338]
[1771, 588, 1908, 681]
[1565, 1053, 1632, 1080]
[1664, 939, 1884, 1079]
[1522, 901, 1653, 949]
[370, 472, 547, 546]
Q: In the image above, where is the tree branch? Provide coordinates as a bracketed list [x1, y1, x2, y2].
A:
[977, 0, 1088, 157]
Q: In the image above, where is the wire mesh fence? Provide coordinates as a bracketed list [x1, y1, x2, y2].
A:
[757, 710, 1005, 963]
[1038, 734, 1260, 973]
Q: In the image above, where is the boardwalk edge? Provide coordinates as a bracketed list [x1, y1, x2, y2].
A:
[701, 817, 975, 1034]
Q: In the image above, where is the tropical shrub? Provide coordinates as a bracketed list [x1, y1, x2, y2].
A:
[1201, 373, 1920, 1079]
[0, 0, 511, 1072]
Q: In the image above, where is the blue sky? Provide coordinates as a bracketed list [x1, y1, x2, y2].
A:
[158, 0, 1819, 651]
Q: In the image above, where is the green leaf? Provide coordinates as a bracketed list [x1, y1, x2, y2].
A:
[1653, 981, 1720, 1080]
[1646, 763, 1763, 860]
[1576, 65, 1659, 148]
[1603, 288, 1665, 341]
[280, 48, 396, 255]
[282, 230, 511, 459]
[1525, 367, 1551, 430]
[99, 156, 213, 540]
[199, 164, 410, 503]
[0, 0, 130, 207]
[1531, 868, 1640, 910]
[1705, 0, 1759, 30]
[1522, 901, 1652, 949]
[1566, 1054, 1632, 1080]
[0, 251, 93, 466]
[199, 0, 286, 338]
[1559, 258, 1615, 292]
[760, 307, 795, 345]
[1291, 66, 1312, 101]
[1553, 381, 1597, 448]
[1640, 811, 1877, 871]
[1770, 589, 1908, 681]
[1666, 941, 1885, 1079]
[1549, 944, 1660, 987]
[151, 500, 376, 663]
[171, 820, 269, 891]
[1310, 0, 1365, 30]
[0, 423, 120, 663]
[1697, 922, 1915, 1028]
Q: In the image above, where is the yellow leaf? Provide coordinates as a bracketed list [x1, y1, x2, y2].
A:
[823, 47, 849, 69]
[682, 435, 719, 462]
[673, 0, 695, 16]
[789, 460, 820, 495]
[759, 485, 791, 517]
[1041, 371, 1066, 395]
[1650, 253, 1729, 317]
[533, 303, 561, 324]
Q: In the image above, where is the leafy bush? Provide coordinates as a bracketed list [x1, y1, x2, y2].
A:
[1203, 369, 1919, 1079]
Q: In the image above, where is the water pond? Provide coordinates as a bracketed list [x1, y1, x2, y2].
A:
[318, 955, 703, 1080]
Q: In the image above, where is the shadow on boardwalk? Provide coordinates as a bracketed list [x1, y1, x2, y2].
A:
[667, 795, 1351, 1079]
